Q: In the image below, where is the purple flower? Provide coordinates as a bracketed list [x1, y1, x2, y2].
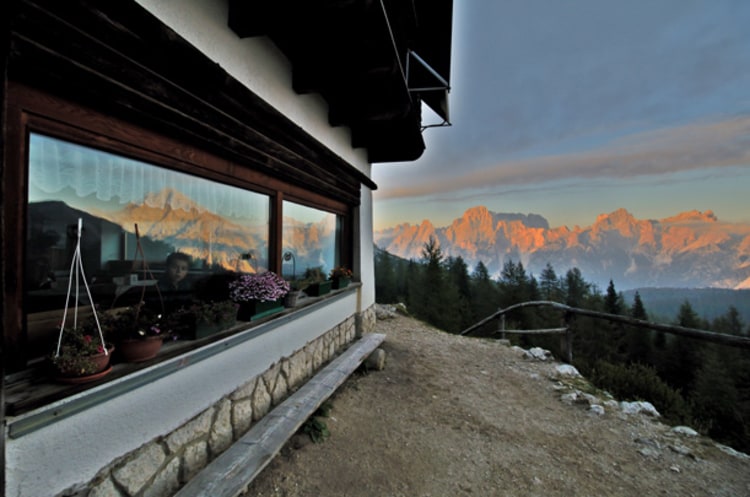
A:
[229, 272, 290, 303]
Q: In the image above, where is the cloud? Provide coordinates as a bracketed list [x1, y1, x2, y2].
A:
[374, 115, 750, 200]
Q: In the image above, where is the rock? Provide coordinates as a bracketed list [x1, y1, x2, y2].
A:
[375, 304, 407, 319]
[670, 465, 681, 473]
[560, 392, 578, 404]
[524, 347, 552, 361]
[638, 447, 660, 459]
[589, 405, 605, 416]
[671, 426, 698, 437]
[553, 364, 582, 378]
[635, 437, 660, 449]
[668, 444, 693, 458]
[365, 348, 387, 371]
[577, 393, 599, 406]
[620, 401, 660, 417]
[714, 443, 750, 460]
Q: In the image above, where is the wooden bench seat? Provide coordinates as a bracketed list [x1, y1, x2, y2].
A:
[174, 332, 386, 497]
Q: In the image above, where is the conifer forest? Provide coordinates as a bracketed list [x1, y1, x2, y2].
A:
[374, 240, 750, 454]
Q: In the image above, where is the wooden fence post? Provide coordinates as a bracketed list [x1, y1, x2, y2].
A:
[561, 312, 573, 363]
[499, 312, 506, 340]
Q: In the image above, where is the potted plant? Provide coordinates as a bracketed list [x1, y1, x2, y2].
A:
[329, 266, 353, 289]
[187, 300, 239, 339]
[51, 322, 114, 383]
[284, 278, 306, 307]
[101, 303, 169, 362]
[229, 271, 290, 321]
[302, 267, 332, 297]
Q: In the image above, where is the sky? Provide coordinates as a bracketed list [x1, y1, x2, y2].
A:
[372, 0, 750, 231]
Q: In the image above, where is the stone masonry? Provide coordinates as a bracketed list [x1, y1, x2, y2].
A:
[80, 312, 363, 497]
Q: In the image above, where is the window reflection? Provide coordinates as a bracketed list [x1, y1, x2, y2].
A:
[26, 132, 270, 318]
[281, 201, 340, 280]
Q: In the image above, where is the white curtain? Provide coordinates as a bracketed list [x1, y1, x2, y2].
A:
[29, 133, 267, 219]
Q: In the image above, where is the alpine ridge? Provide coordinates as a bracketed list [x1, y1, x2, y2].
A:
[374, 206, 750, 290]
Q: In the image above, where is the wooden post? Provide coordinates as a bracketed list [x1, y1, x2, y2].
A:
[561, 312, 573, 363]
[499, 312, 506, 340]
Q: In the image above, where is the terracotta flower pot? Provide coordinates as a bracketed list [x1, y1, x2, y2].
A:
[54, 345, 115, 383]
[118, 336, 164, 362]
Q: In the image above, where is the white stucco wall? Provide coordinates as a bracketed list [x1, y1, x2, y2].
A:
[358, 186, 377, 310]
[5, 295, 358, 497]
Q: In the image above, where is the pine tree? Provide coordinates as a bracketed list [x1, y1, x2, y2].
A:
[539, 263, 562, 302]
[446, 256, 474, 331]
[409, 237, 461, 333]
[469, 261, 500, 336]
[563, 268, 589, 307]
[626, 291, 653, 364]
[660, 300, 706, 394]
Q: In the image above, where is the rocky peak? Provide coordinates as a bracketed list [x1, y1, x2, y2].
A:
[661, 210, 718, 224]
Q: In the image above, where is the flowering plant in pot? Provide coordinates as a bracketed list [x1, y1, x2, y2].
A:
[52, 321, 114, 381]
[187, 300, 239, 338]
[329, 266, 353, 289]
[229, 271, 290, 320]
[302, 266, 332, 296]
[101, 303, 169, 362]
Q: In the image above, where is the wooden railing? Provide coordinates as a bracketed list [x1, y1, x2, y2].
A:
[460, 300, 750, 363]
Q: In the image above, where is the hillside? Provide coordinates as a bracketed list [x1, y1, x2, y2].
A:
[374, 206, 750, 290]
[244, 312, 749, 497]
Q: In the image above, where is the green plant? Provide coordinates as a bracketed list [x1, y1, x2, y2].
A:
[101, 303, 167, 341]
[52, 322, 111, 376]
[302, 401, 333, 443]
[190, 300, 238, 325]
[302, 417, 330, 443]
[302, 266, 326, 284]
[589, 361, 691, 425]
[329, 266, 353, 280]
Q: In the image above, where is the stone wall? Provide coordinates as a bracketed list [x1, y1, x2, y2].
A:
[80, 312, 361, 497]
[357, 305, 377, 337]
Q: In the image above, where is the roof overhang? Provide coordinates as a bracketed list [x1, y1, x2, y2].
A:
[228, 0, 453, 163]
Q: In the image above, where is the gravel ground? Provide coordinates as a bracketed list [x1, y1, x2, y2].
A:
[243, 313, 750, 497]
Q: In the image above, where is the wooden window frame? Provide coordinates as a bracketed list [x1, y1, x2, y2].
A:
[3, 83, 354, 379]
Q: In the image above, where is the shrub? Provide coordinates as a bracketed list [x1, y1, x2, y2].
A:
[589, 361, 691, 425]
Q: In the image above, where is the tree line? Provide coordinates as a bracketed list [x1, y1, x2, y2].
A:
[374, 240, 750, 453]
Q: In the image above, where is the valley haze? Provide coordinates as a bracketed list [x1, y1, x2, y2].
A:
[374, 206, 750, 291]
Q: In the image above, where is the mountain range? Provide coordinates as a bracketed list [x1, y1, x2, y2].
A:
[374, 206, 750, 290]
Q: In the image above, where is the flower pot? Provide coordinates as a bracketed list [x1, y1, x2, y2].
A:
[306, 280, 332, 296]
[53, 345, 115, 383]
[284, 290, 302, 308]
[331, 277, 351, 289]
[237, 299, 284, 321]
[118, 336, 164, 362]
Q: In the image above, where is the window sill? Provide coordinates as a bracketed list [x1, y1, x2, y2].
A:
[5, 283, 360, 438]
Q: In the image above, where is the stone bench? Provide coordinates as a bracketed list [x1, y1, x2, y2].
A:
[173, 332, 386, 497]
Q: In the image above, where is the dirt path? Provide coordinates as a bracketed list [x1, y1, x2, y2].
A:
[244, 313, 749, 497]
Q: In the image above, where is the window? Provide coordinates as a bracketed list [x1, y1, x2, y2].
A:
[4, 83, 357, 403]
[281, 200, 342, 280]
[25, 133, 271, 361]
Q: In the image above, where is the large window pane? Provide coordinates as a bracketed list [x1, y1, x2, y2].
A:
[26, 133, 270, 353]
[281, 200, 340, 280]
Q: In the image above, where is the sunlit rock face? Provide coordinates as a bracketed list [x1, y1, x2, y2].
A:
[375, 205, 750, 290]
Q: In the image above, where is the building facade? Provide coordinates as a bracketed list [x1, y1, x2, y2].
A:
[1, 1, 451, 495]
